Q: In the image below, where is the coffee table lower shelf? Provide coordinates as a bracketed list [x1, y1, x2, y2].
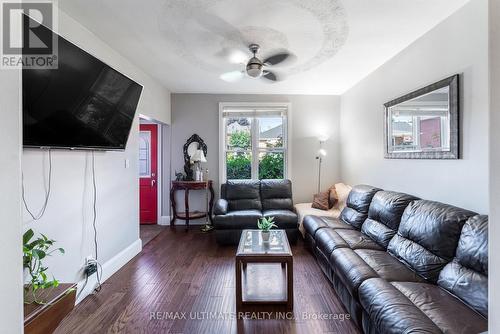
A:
[235, 256, 293, 311]
[242, 263, 288, 304]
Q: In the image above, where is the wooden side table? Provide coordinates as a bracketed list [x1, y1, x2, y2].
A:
[170, 180, 215, 230]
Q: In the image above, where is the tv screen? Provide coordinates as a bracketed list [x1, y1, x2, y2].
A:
[22, 17, 143, 150]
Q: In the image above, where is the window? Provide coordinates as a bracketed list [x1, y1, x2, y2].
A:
[139, 131, 151, 177]
[219, 103, 290, 183]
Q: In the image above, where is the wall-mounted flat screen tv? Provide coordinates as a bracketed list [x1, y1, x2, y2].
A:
[22, 16, 143, 150]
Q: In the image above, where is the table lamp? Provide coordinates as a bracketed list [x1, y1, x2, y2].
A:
[190, 149, 207, 181]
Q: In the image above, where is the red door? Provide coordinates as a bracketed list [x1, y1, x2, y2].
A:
[139, 124, 158, 224]
[420, 117, 441, 149]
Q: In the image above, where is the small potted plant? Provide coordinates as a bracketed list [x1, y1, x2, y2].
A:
[23, 229, 65, 304]
[257, 217, 277, 242]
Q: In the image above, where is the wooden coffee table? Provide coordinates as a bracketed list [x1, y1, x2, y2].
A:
[235, 229, 293, 311]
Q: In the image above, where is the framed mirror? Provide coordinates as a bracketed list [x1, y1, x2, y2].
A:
[183, 134, 207, 180]
[384, 75, 459, 159]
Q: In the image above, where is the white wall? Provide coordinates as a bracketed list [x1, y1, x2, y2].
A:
[21, 7, 171, 297]
[489, 0, 499, 330]
[171, 94, 341, 219]
[340, 0, 488, 213]
[0, 69, 23, 333]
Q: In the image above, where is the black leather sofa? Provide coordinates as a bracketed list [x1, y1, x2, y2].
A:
[214, 179, 298, 245]
[303, 185, 488, 334]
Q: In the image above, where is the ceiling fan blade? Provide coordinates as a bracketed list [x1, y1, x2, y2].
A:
[263, 52, 294, 66]
[262, 70, 278, 82]
[220, 70, 245, 82]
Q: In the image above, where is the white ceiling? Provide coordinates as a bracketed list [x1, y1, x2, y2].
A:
[59, 0, 469, 95]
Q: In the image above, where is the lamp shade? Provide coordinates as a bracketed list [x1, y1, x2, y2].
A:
[190, 149, 207, 163]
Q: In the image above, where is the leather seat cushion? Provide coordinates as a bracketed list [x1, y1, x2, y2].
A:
[392, 281, 487, 334]
[329, 248, 378, 297]
[361, 218, 397, 249]
[338, 185, 382, 229]
[263, 209, 298, 228]
[366, 191, 419, 230]
[315, 229, 384, 258]
[225, 179, 260, 199]
[303, 216, 354, 238]
[261, 179, 294, 210]
[224, 180, 262, 211]
[339, 207, 368, 230]
[359, 278, 442, 334]
[388, 200, 476, 282]
[354, 249, 425, 283]
[360, 190, 418, 249]
[214, 210, 263, 229]
[346, 185, 382, 214]
[437, 215, 488, 317]
[335, 230, 384, 251]
[315, 228, 349, 256]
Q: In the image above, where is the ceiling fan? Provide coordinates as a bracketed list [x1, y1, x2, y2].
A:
[220, 44, 294, 83]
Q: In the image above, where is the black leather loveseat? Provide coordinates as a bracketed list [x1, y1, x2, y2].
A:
[214, 179, 298, 245]
[303, 185, 488, 334]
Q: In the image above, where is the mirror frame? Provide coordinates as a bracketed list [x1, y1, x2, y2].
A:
[384, 74, 459, 159]
[183, 134, 207, 180]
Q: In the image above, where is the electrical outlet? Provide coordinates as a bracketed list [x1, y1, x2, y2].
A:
[85, 262, 98, 276]
[84, 256, 98, 276]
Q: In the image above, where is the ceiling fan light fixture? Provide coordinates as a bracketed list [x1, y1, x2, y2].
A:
[246, 65, 262, 78]
[246, 56, 263, 78]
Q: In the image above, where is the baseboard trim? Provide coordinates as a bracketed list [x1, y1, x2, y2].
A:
[158, 215, 171, 226]
[158, 215, 209, 226]
[75, 238, 142, 304]
[172, 220, 208, 226]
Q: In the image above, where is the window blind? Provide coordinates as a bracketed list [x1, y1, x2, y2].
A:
[222, 106, 287, 118]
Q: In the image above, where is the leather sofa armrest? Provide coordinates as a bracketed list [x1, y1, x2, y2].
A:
[214, 199, 228, 215]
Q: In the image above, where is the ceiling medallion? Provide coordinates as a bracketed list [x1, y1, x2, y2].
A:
[158, 0, 349, 76]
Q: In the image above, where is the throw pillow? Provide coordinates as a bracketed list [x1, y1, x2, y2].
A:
[328, 186, 338, 209]
[312, 191, 330, 210]
[334, 183, 352, 211]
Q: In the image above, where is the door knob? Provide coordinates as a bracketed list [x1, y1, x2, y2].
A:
[151, 179, 156, 187]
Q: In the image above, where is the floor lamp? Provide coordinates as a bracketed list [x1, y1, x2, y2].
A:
[316, 140, 327, 193]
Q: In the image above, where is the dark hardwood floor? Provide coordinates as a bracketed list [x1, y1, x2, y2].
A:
[56, 228, 360, 334]
[140, 224, 168, 246]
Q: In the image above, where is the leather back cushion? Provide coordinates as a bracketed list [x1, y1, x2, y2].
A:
[361, 191, 418, 248]
[438, 215, 488, 317]
[260, 179, 293, 210]
[388, 200, 476, 282]
[340, 185, 381, 229]
[223, 180, 262, 211]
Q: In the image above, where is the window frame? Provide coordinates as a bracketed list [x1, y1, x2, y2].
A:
[219, 102, 292, 185]
[139, 130, 152, 178]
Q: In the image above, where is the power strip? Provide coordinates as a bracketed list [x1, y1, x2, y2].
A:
[84, 259, 98, 276]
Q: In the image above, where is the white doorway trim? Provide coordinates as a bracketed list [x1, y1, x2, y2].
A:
[139, 114, 165, 224]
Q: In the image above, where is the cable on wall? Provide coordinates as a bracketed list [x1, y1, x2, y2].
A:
[91, 151, 102, 292]
[22, 149, 52, 220]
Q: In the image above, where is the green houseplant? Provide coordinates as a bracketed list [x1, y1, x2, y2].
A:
[23, 229, 65, 304]
[257, 216, 277, 242]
